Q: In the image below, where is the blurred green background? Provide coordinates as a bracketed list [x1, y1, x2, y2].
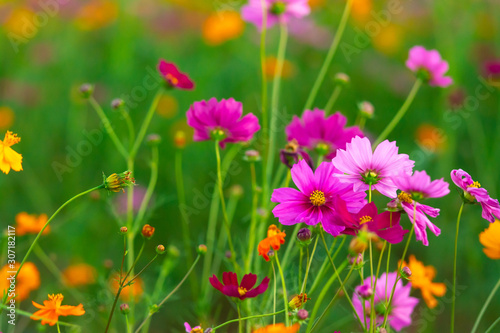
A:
[1, 0, 499, 332]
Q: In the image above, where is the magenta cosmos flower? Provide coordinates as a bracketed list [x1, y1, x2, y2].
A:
[331, 136, 415, 198]
[390, 170, 450, 246]
[285, 109, 363, 160]
[186, 98, 260, 148]
[451, 169, 500, 223]
[332, 200, 407, 244]
[406, 46, 453, 87]
[271, 160, 366, 237]
[209, 272, 269, 300]
[158, 60, 194, 90]
[353, 272, 419, 331]
[184, 323, 202, 333]
[241, 0, 310, 30]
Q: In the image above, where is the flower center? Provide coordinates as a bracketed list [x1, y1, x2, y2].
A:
[238, 287, 248, 296]
[2, 131, 20, 147]
[315, 142, 330, 156]
[468, 181, 481, 188]
[165, 73, 179, 86]
[210, 128, 227, 140]
[416, 68, 432, 82]
[310, 190, 326, 206]
[398, 191, 413, 204]
[192, 329, 203, 333]
[410, 191, 424, 201]
[361, 170, 380, 185]
[270, 1, 286, 15]
[359, 216, 373, 225]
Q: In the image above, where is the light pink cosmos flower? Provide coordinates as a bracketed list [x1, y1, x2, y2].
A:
[353, 272, 419, 331]
[285, 109, 363, 160]
[241, 0, 310, 30]
[271, 160, 366, 237]
[390, 170, 450, 246]
[331, 136, 415, 198]
[186, 98, 260, 148]
[406, 46, 453, 87]
[451, 169, 500, 223]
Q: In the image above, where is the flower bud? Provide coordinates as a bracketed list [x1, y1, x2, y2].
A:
[204, 329, 213, 333]
[79, 83, 93, 98]
[288, 293, 310, 310]
[267, 249, 275, 259]
[348, 253, 363, 266]
[358, 101, 374, 118]
[120, 226, 128, 234]
[297, 309, 309, 320]
[357, 284, 373, 299]
[156, 244, 165, 254]
[229, 184, 244, 198]
[111, 98, 125, 109]
[174, 130, 186, 148]
[243, 149, 261, 162]
[141, 224, 155, 239]
[334, 72, 350, 86]
[147, 134, 161, 145]
[225, 251, 232, 259]
[349, 236, 368, 255]
[197, 244, 208, 255]
[401, 266, 412, 280]
[297, 228, 312, 245]
[120, 303, 129, 314]
[103, 171, 135, 193]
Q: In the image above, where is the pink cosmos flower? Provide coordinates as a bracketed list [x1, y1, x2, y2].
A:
[389, 170, 449, 246]
[209, 272, 269, 300]
[451, 169, 500, 223]
[271, 160, 366, 237]
[184, 322, 202, 333]
[331, 136, 415, 198]
[406, 46, 453, 87]
[285, 109, 363, 160]
[186, 98, 260, 148]
[158, 60, 194, 90]
[353, 272, 419, 331]
[241, 0, 310, 30]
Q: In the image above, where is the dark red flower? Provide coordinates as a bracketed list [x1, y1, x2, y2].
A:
[209, 272, 269, 300]
[158, 60, 194, 90]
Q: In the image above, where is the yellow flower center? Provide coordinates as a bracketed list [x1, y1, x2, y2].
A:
[468, 181, 481, 188]
[310, 190, 326, 206]
[165, 73, 179, 85]
[238, 287, 248, 296]
[398, 191, 413, 204]
[192, 329, 203, 333]
[2, 131, 21, 147]
[359, 216, 373, 225]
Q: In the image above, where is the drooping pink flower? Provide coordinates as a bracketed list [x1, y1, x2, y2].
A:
[186, 98, 260, 148]
[209, 272, 269, 300]
[271, 160, 366, 237]
[353, 273, 419, 331]
[331, 136, 414, 198]
[158, 60, 194, 90]
[406, 46, 453, 87]
[285, 109, 363, 160]
[451, 169, 500, 223]
[241, 0, 310, 30]
[389, 170, 450, 246]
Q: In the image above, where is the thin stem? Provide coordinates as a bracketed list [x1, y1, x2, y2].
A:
[324, 85, 342, 115]
[309, 236, 343, 295]
[471, 276, 500, 333]
[124, 241, 145, 284]
[369, 239, 375, 333]
[272, 261, 277, 325]
[134, 144, 159, 228]
[127, 254, 158, 285]
[237, 303, 242, 333]
[451, 202, 465, 333]
[212, 309, 286, 331]
[303, 0, 354, 111]
[274, 252, 289, 326]
[105, 285, 123, 333]
[298, 247, 303, 291]
[301, 235, 318, 293]
[246, 162, 259, 272]
[373, 79, 422, 147]
[485, 316, 500, 333]
[126, 314, 131, 333]
[260, 0, 269, 212]
[118, 107, 136, 148]
[57, 323, 61, 333]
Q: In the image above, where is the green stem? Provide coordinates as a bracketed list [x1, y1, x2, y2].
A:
[260, 0, 269, 211]
[301, 235, 319, 293]
[118, 107, 136, 149]
[309, 236, 343, 295]
[451, 202, 465, 333]
[485, 316, 500, 333]
[237, 303, 242, 333]
[212, 309, 286, 331]
[272, 261, 277, 325]
[471, 276, 500, 333]
[127, 254, 158, 285]
[274, 252, 289, 326]
[373, 79, 422, 147]
[57, 322, 61, 333]
[134, 144, 159, 229]
[324, 85, 342, 115]
[369, 239, 375, 333]
[303, 0, 354, 111]
[298, 247, 303, 291]
[105, 285, 123, 333]
[245, 162, 259, 272]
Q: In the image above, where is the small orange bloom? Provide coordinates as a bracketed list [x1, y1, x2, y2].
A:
[31, 294, 85, 326]
[0, 131, 23, 174]
[264, 57, 295, 81]
[415, 124, 447, 153]
[62, 264, 97, 287]
[141, 224, 155, 238]
[253, 323, 300, 333]
[351, 0, 372, 25]
[202, 11, 244, 46]
[74, 0, 118, 31]
[0, 262, 40, 301]
[15, 212, 49, 236]
[110, 275, 144, 302]
[479, 220, 500, 259]
[0, 106, 15, 130]
[258, 225, 286, 261]
[401, 255, 446, 308]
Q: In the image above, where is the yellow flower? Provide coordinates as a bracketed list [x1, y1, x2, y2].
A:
[31, 294, 85, 326]
[401, 255, 446, 308]
[0, 131, 23, 174]
[253, 323, 300, 333]
[202, 11, 244, 46]
[351, 0, 372, 25]
[62, 264, 97, 287]
[372, 24, 404, 56]
[0, 262, 40, 302]
[15, 212, 49, 236]
[0, 106, 15, 130]
[75, 0, 118, 31]
[479, 220, 500, 259]
[3, 7, 38, 37]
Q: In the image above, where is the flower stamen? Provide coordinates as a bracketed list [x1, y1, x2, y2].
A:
[359, 216, 373, 225]
[468, 181, 481, 188]
[238, 287, 248, 296]
[398, 191, 413, 204]
[310, 190, 326, 206]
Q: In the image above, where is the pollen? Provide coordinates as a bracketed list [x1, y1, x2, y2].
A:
[359, 215, 373, 225]
[165, 73, 179, 86]
[238, 287, 248, 296]
[398, 191, 413, 203]
[310, 190, 326, 206]
[468, 181, 481, 188]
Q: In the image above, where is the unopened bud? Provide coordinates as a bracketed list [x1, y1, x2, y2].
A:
[79, 83, 93, 98]
[334, 72, 350, 86]
[267, 249, 275, 259]
[120, 303, 129, 314]
[358, 101, 374, 118]
[229, 184, 244, 198]
[120, 226, 128, 234]
[197, 244, 208, 255]
[288, 293, 310, 310]
[297, 228, 312, 245]
[147, 133, 161, 145]
[225, 251, 232, 259]
[297, 309, 309, 320]
[111, 98, 124, 109]
[401, 266, 412, 279]
[357, 284, 373, 299]
[243, 149, 261, 162]
[141, 224, 155, 239]
[348, 253, 363, 266]
[156, 244, 165, 254]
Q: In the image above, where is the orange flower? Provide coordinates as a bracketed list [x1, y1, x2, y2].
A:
[264, 57, 295, 80]
[0, 106, 15, 130]
[351, 0, 372, 25]
[253, 323, 300, 333]
[31, 294, 85, 326]
[62, 264, 97, 287]
[15, 212, 49, 236]
[0, 262, 40, 302]
[110, 275, 144, 302]
[141, 224, 155, 238]
[479, 220, 500, 259]
[0, 131, 23, 174]
[202, 11, 244, 46]
[75, 0, 118, 31]
[415, 124, 447, 153]
[401, 255, 446, 308]
[258, 225, 286, 261]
